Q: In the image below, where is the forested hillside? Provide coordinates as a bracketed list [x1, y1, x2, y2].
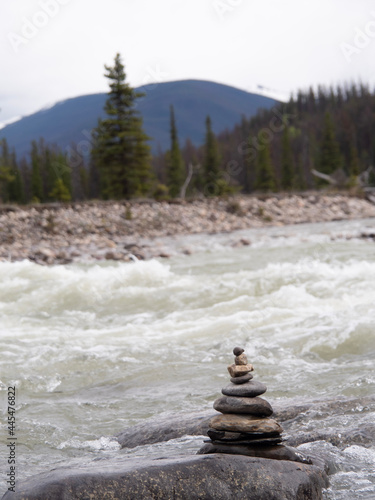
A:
[0, 81, 276, 158]
[172, 82, 375, 194]
[1, 77, 374, 204]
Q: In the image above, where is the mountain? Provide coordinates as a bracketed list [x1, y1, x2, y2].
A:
[0, 80, 277, 158]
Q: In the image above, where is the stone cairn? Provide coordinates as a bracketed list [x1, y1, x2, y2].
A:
[198, 347, 311, 463]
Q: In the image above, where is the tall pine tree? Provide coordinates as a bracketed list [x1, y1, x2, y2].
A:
[254, 136, 277, 192]
[8, 149, 24, 203]
[203, 115, 221, 194]
[319, 112, 342, 175]
[91, 53, 152, 199]
[281, 127, 294, 190]
[166, 105, 185, 197]
[30, 140, 43, 202]
[0, 139, 15, 203]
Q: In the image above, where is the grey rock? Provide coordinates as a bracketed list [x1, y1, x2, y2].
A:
[213, 396, 273, 416]
[207, 436, 283, 446]
[286, 423, 375, 449]
[117, 409, 215, 448]
[198, 443, 313, 464]
[116, 395, 375, 450]
[207, 429, 281, 442]
[230, 373, 253, 384]
[1, 454, 328, 500]
[222, 380, 267, 398]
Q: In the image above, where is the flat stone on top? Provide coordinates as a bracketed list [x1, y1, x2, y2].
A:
[209, 414, 282, 434]
[222, 380, 266, 398]
[213, 396, 273, 416]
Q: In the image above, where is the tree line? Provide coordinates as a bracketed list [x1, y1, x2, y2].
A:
[1, 54, 375, 204]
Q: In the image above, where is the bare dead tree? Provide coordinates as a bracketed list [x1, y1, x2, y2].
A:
[180, 163, 196, 199]
[311, 169, 337, 185]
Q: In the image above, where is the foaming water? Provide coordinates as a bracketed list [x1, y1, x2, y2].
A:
[0, 218, 375, 497]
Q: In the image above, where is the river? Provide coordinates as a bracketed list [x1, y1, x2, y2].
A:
[0, 218, 374, 498]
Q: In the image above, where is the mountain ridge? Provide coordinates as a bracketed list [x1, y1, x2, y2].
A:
[0, 79, 278, 158]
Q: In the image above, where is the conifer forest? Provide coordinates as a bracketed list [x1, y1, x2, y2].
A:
[1, 53, 375, 205]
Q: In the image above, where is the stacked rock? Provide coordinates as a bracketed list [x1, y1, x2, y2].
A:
[198, 347, 311, 463]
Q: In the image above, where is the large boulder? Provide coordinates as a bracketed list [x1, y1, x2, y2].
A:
[116, 396, 375, 450]
[116, 409, 215, 448]
[2, 454, 328, 500]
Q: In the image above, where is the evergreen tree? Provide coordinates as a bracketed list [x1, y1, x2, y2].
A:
[53, 151, 72, 197]
[281, 127, 294, 190]
[166, 105, 185, 197]
[88, 157, 101, 199]
[8, 150, 24, 203]
[319, 112, 342, 175]
[19, 158, 31, 203]
[30, 140, 43, 202]
[91, 53, 152, 199]
[368, 167, 375, 187]
[348, 143, 360, 176]
[254, 136, 277, 192]
[44, 145, 56, 199]
[49, 178, 71, 202]
[79, 167, 90, 199]
[0, 139, 15, 203]
[307, 87, 316, 113]
[293, 157, 307, 191]
[203, 115, 222, 192]
[132, 134, 154, 196]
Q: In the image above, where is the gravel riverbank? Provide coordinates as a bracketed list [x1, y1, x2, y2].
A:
[1, 193, 375, 265]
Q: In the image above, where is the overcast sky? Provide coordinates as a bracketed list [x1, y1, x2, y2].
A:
[1, 0, 375, 126]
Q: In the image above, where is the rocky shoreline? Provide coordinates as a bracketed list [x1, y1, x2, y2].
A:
[1, 192, 375, 265]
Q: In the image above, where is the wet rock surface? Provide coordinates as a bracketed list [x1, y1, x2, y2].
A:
[222, 380, 267, 397]
[213, 395, 273, 416]
[2, 454, 328, 500]
[230, 372, 253, 384]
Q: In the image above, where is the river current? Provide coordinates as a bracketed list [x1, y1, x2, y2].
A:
[0, 218, 375, 498]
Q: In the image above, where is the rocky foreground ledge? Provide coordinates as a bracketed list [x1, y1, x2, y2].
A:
[2, 454, 328, 500]
[1, 192, 375, 265]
